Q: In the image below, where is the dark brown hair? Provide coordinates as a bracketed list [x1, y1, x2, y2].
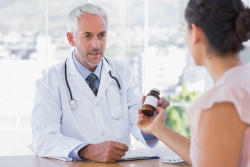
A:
[185, 0, 250, 54]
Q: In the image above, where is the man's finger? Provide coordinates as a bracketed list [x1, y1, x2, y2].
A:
[111, 147, 127, 157]
[112, 141, 128, 151]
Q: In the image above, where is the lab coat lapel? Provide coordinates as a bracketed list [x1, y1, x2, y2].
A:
[95, 58, 112, 103]
[66, 55, 95, 98]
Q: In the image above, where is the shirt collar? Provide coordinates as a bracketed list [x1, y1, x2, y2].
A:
[72, 51, 102, 80]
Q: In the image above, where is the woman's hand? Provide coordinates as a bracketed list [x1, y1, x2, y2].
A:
[137, 106, 167, 136]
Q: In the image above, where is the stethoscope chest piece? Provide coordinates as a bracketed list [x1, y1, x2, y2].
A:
[70, 99, 78, 109]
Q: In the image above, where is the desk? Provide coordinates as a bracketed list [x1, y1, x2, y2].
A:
[0, 155, 191, 167]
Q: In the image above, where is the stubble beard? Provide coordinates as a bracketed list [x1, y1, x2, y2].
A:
[76, 49, 104, 68]
[85, 53, 103, 67]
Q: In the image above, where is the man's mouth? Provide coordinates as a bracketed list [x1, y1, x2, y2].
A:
[89, 52, 101, 56]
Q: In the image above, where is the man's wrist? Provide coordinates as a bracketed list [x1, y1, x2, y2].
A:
[78, 144, 92, 159]
[68, 143, 88, 160]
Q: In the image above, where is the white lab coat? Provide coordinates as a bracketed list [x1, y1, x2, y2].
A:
[31, 54, 150, 161]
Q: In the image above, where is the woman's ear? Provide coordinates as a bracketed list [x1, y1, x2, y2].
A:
[191, 23, 202, 44]
[66, 32, 75, 46]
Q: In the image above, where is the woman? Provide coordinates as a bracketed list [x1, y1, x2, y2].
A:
[138, 0, 250, 166]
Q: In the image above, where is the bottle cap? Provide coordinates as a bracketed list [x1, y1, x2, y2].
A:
[151, 88, 160, 94]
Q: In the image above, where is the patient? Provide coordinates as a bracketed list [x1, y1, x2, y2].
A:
[137, 0, 250, 167]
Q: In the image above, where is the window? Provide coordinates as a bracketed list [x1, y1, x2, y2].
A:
[0, 0, 250, 156]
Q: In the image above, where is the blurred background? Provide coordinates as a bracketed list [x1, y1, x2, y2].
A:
[0, 0, 250, 156]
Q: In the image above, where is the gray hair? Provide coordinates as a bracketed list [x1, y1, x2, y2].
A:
[67, 3, 108, 34]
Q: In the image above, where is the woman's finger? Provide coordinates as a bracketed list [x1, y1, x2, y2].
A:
[141, 95, 146, 107]
[158, 97, 170, 109]
[138, 109, 143, 115]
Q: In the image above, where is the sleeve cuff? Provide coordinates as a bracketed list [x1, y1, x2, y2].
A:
[68, 143, 88, 161]
[141, 131, 157, 140]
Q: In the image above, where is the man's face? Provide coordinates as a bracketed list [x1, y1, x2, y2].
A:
[68, 13, 107, 71]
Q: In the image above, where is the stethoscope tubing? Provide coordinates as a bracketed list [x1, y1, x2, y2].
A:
[64, 59, 73, 100]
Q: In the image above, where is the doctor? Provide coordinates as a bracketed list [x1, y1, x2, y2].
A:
[31, 3, 169, 163]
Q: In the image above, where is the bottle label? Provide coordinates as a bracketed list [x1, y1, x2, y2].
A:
[144, 96, 158, 108]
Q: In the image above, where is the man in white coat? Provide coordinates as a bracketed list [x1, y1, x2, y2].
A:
[31, 3, 169, 163]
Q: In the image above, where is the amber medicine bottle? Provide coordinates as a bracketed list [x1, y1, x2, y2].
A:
[142, 88, 160, 117]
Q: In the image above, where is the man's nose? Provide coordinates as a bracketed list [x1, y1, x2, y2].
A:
[91, 37, 101, 48]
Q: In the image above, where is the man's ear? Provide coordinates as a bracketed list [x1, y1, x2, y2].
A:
[191, 23, 202, 44]
[67, 32, 75, 46]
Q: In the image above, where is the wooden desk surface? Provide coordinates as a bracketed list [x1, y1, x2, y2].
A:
[0, 155, 191, 167]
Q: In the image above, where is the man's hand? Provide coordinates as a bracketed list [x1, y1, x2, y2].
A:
[78, 141, 128, 163]
[142, 95, 170, 110]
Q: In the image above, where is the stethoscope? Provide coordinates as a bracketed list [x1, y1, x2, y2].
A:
[64, 56, 123, 119]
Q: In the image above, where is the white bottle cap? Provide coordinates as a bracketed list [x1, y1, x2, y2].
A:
[151, 88, 160, 94]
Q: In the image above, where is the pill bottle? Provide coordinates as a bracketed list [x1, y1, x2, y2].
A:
[142, 88, 160, 117]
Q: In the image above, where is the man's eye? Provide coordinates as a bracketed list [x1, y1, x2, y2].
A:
[84, 34, 91, 38]
[99, 34, 106, 38]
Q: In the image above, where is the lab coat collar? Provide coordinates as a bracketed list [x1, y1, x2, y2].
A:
[95, 57, 113, 103]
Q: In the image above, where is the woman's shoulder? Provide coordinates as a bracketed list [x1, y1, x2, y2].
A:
[216, 64, 250, 87]
[188, 65, 250, 132]
[194, 65, 250, 108]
